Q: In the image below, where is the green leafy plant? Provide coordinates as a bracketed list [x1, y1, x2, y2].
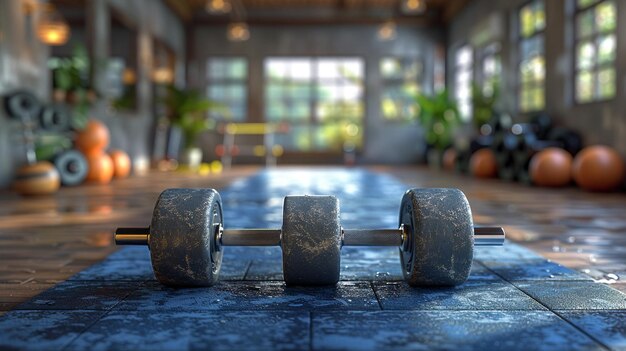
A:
[48, 44, 90, 92]
[35, 133, 72, 161]
[48, 44, 92, 129]
[415, 89, 461, 151]
[111, 84, 136, 111]
[471, 82, 499, 129]
[163, 85, 230, 149]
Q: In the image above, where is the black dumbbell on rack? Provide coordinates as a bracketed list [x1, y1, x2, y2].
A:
[115, 188, 504, 287]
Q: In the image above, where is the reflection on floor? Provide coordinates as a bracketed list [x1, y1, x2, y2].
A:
[0, 168, 625, 350]
[381, 166, 626, 291]
[0, 166, 257, 312]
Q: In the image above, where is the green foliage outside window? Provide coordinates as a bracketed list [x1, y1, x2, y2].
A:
[575, 0, 616, 103]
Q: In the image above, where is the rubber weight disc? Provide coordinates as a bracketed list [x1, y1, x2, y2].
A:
[4, 90, 41, 121]
[40, 105, 71, 132]
[399, 188, 473, 286]
[54, 150, 88, 186]
[282, 195, 341, 286]
[150, 188, 224, 286]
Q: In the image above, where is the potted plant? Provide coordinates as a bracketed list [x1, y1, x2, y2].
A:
[163, 85, 228, 169]
[48, 44, 92, 130]
[415, 90, 461, 168]
[48, 45, 90, 102]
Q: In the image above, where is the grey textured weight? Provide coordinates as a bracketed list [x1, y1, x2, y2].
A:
[150, 188, 223, 286]
[282, 195, 341, 286]
[399, 188, 473, 286]
[54, 150, 88, 186]
[40, 105, 71, 132]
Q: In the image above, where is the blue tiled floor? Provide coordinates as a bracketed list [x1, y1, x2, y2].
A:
[1, 169, 625, 350]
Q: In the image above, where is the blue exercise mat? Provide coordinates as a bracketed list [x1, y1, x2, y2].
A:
[1, 169, 625, 350]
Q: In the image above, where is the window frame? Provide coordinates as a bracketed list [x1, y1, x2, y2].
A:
[478, 42, 502, 97]
[263, 56, 366, 153]
[572, 0, 617, 104]
[516, 0, 546, 113]
[379, 56, 424, 122]
[206, 56, 250, 121]
[453, 43, 474, 122]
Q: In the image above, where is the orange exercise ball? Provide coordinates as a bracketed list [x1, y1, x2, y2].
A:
[110, 150, 132, 179]
[529, 147, 573, 187]
[572, 145, 625, 192]
[470, 149, 498, 178]
[85, 153, 114, 184]
[13, 161, 61, 196]
[75, 120, 110, 156]
[443, 148, 457, 171]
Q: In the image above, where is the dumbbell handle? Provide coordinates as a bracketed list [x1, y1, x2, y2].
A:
[115, 226, 504, 247]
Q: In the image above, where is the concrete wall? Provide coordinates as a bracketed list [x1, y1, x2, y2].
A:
[0, 0, 185, 188]
[447, 0, 626, 155]
[0, 0, 50, 188]
[87, 0, 186, 173]
[189, 24, 444, 163]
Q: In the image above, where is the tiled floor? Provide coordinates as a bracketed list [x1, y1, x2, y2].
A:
[0, 168, 625, 350]
[382, 166, 626, 287]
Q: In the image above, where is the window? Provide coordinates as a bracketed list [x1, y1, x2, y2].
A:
[206, 58, 247, 121]
[380, 57, 423, 121]
[454, 45, 473, 122]
[518, 0, 546, 112]
[480, 43, 501, 97]
[264, 57, 364, 152]
[574, 0, 616, 103]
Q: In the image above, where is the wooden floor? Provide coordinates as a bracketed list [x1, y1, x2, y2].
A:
[376, 165, 626, 293]
[0, 166, 258, 314]
[0, 165, 625, 313]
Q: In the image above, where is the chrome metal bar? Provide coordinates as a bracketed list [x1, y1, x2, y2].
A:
[115, 227, 150, 245]
[115, 225, 505, 247]
[342, 226, 505, 247]
[221, 229, 281, 246]
[342, 229, 402, 246]
[473, 227, 506, 246]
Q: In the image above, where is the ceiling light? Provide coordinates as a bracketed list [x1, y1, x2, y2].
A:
[37, 5, 70, 46]
[206, 0, 232, 14]
[122, 68, 136, 85]
[402, 0, 426, 14]
[378, 21, 396, 41]
[153, 67, 174, 84]
[228, 22, 249, 42]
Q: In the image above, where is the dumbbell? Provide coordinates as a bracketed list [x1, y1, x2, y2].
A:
[115, 188, 504, 287]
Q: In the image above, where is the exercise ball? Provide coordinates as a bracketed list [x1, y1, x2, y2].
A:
[442, 148, 457, 171]
[470, 149, 498, 178]
[85, 153, 114, 184]
[75, 120, 110, 156]
[13, 161, 61, 196]
[573, 145, 625, 192]
[110, 150, 132, 178]
[529, 147, 572, 187]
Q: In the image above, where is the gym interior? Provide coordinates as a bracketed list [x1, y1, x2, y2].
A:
[0, 0, 625, 349]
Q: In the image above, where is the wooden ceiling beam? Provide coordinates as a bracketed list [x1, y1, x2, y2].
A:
[192, 15, 436, 26]
[442, 0, 470, 23]
[184, 0, 464, 25]
[165, 0, 194, 22]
